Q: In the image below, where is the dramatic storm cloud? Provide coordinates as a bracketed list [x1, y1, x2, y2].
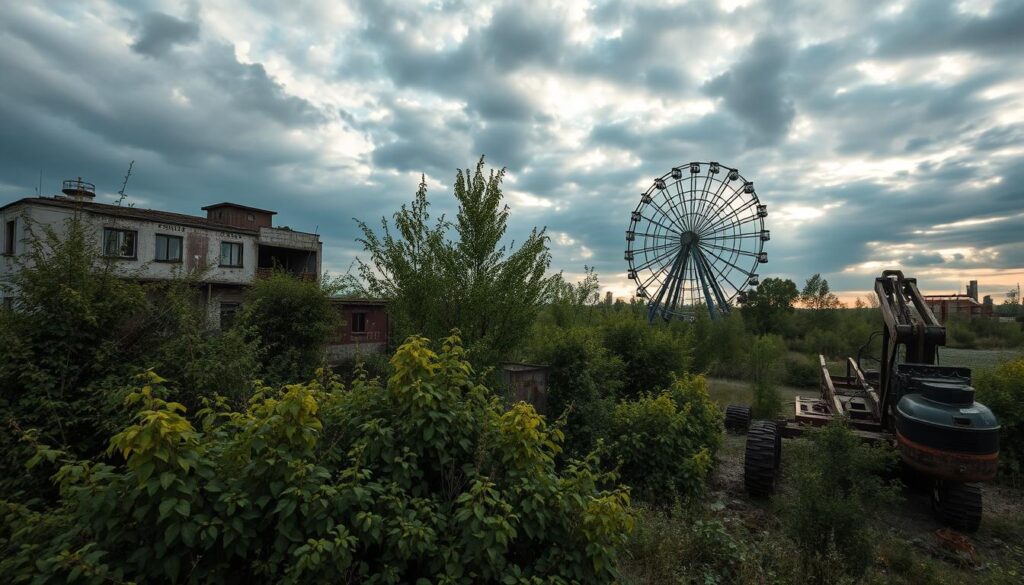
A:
[1, 0, 1022, 300]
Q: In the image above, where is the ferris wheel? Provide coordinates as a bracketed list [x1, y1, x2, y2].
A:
[625, 161, 769, 322]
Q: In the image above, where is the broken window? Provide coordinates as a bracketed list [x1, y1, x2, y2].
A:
[220, 242, 243, 267]
[4, 220, 14, 255]
[155, 234, 183, 262]
[351, 312, 367, 334]
[103, 228, 137, 258]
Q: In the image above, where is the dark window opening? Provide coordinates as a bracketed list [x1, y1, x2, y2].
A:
[351, 312, 367, 334]
[103, 228, 137, 258]
[220, 302, 239, 331]
[155, 234, 183, 262]
[4, 220, 14, 255]
[220, 242, 243, 267]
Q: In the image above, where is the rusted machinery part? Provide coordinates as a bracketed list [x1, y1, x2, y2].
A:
[744, 420, 780, 497]
[897, 431, 998, 483]
[724, 404, 752, 433]
[931, 481, 983, 533]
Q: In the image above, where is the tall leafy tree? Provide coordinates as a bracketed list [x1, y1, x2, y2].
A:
[800, 273, 842, 310]
[745, 277, 799, 334]
[356, 156, 553, 366]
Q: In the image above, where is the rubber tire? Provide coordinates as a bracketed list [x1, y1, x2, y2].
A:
[932, 481, 982, 532]
[725, 405, 752, 433]
[744, 420, 780, 497]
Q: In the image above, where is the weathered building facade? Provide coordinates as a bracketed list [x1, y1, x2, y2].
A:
[326, 298, 390, 362]
[0, 179, 321, 328]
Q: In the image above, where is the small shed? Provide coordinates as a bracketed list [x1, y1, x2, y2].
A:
[501, 363, 550, 415]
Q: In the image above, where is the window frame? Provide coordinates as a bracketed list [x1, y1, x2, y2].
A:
[351, 312, 367, 334]
[102, 227, 138, 259]
[3, 219, 15, 255]
[154, 233, 184, 263]
[219, 241, 244, 268]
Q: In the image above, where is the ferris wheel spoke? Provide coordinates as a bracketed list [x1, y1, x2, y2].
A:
[633, 243, 681, 274]
[636, 213, 682, 235]
[691, 172, 718, 234]
[697, 200, 759, 238]
[700, 221, 760, 245]
[702, 232, 765, 240]
[699, 214, 760, 242]
[671, 180, 693, 233]
[645, 196, 685, 233]
[699, 243, 754, 287]
[632, 231, 680, 241]
[699, 241, 760, 258]
[632, 241, 679, 256]
[692, 185, 749, 235]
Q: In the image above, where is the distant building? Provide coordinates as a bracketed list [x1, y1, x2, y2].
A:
[326, 298, 390, 361]
[923, 279, 993, 322]
[0, 178, 321, 328]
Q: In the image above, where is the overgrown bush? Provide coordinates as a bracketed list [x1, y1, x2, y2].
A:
[746, 335, 787, 419]
[975, 357, 1024, 481]
[784, 353, 819, 389]
[0, 333, 634, 584]
[607, 375, 722, 505]
[527, 325, 623, 456]
[775, 419, 899, 582]
[602, 319, 690, 399]
[237, 270, 339, 383]
[0, 215, 166, 498]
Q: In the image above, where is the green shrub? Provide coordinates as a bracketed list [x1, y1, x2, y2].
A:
[607, 375, 721, 505]
[784, 353, 819, 389]
[527, 325, 623, 456]
[975, 358, 1024, 480]
[746, 335, 787, 419]
[776, 419, 899, 582]
[602, 319, 690, 399]
[0, 333, 634, 584]
[237, 270, 339, 383]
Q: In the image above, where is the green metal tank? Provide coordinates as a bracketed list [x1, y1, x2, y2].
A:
[892, 364, 999, 482]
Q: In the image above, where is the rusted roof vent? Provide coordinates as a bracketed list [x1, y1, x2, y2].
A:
[62, 177, 96, 199]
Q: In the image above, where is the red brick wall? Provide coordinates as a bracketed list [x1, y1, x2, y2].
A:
[332, 303, 389, 346]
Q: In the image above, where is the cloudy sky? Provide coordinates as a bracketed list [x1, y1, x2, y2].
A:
[1, 0, 1022, 302]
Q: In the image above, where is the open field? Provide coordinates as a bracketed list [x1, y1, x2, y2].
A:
[938, 347, 1023, 372]
[707, 377, 805, 409]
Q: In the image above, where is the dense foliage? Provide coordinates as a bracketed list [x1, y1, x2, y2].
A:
[356, 157, 553, 367]
[0, 214, 333, 502]
[975, 357, 1024, 480]
[745, 335, 787, 419]
[606, 376, 722, 505]
[776, 420, 898, 582]
[744, 277, 799, 335]
[0, 333, 634, 584]
[237, 270, 339, 383]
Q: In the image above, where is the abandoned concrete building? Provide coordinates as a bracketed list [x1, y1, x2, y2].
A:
[0, 178, 322, 329]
